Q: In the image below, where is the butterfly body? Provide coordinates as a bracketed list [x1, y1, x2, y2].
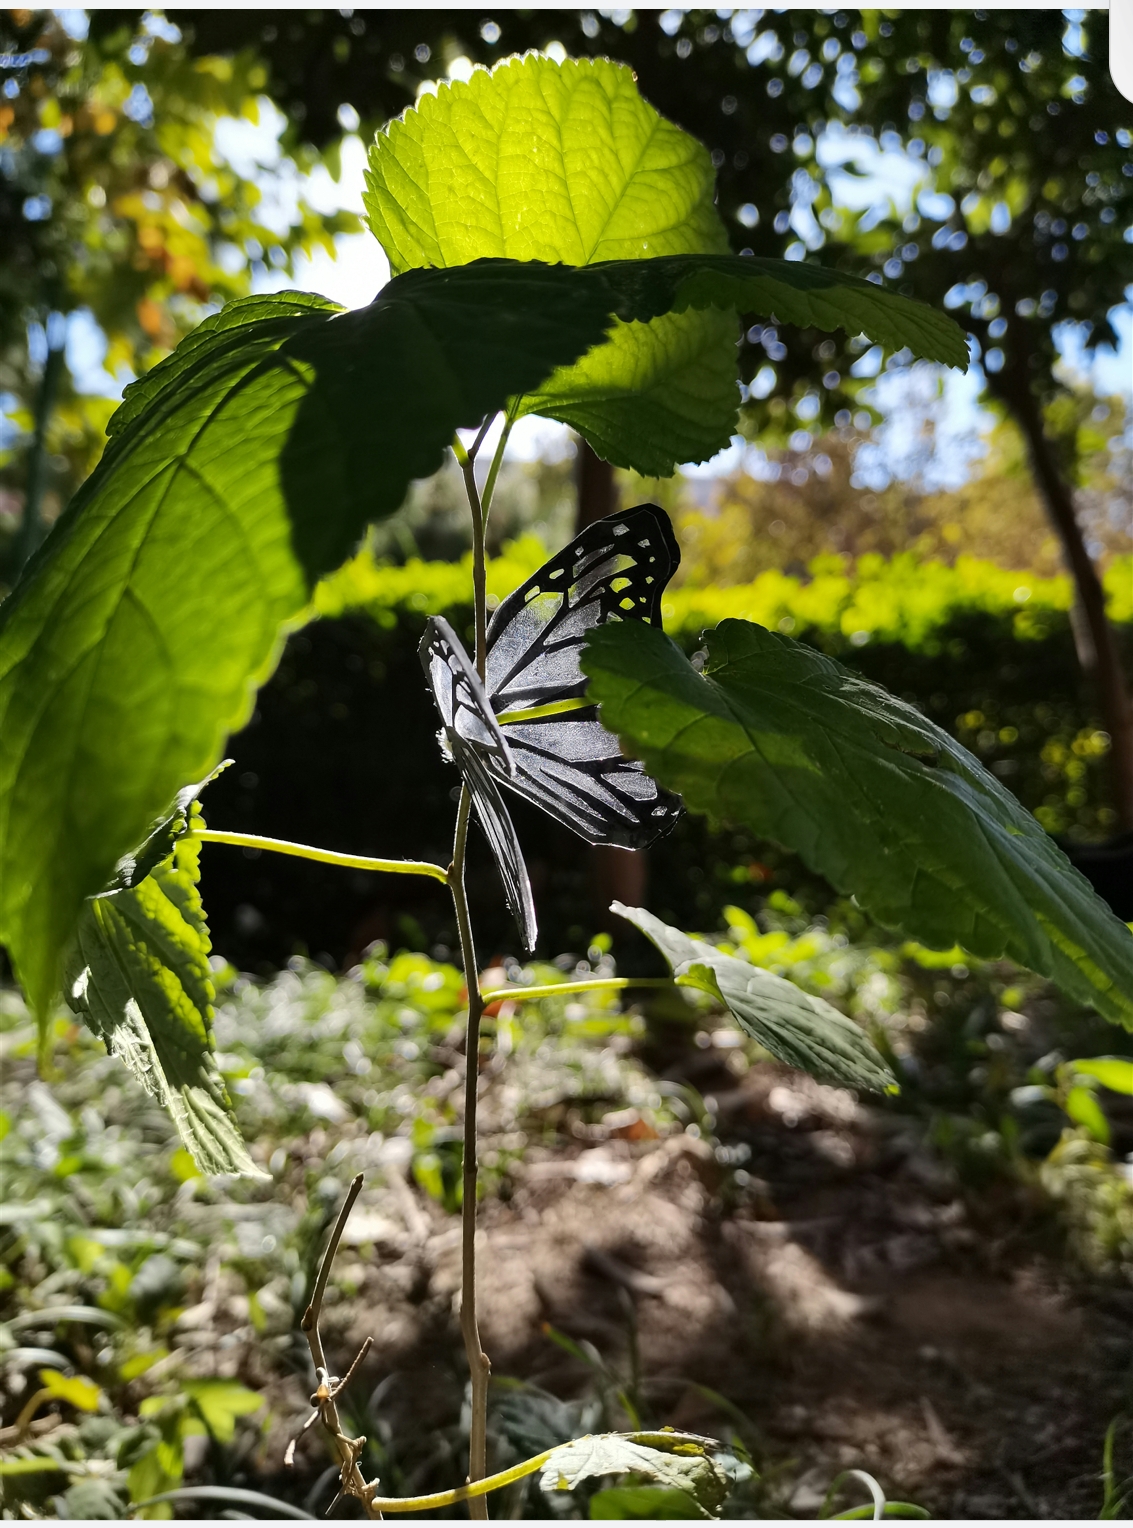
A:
[420, 504, 683, 949]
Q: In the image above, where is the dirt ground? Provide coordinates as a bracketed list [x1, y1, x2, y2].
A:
[238, 1055, 1133, 1519]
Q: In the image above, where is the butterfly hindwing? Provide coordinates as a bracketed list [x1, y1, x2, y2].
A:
[419, 617, 537, 951]
[483, 505, 683, 848]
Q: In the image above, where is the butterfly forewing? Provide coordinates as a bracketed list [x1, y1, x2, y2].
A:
[483, 505, 684, 848]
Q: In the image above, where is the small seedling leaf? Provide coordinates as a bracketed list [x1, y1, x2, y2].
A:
[1063, 1085, 1111, 1143]
[615, 905, 892, 1092]
[183, 1380, 264, 1445]
[37, 1369, 102, 1412]
[539, 1432, 727, 1518]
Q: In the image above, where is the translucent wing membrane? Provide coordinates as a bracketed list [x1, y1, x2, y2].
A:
[419, 617, 537, 951]
[418, 506, 684, 950]
[485, 505, 684, 848]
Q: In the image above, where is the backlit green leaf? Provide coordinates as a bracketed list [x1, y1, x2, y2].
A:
[365, 52, 735, 473]
[1069, 1057, 1133, 1094]
[38, 1369, 102, 1412]
[613, 903, 892, 1092]
[183, 1380, 263, 1444]
[1063, 1085, 1110, 1143]
[584, 619, 1133, 1029]
[64, 824, 259, 1178]
[365, 56, 725, 272]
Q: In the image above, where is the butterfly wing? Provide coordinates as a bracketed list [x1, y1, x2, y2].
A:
[447, 729, 538, 954]
[419, 616, 537, 951]
[483, 504, 683, 848]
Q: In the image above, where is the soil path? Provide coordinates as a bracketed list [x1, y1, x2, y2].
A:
[271, 1062, 1131, 1518]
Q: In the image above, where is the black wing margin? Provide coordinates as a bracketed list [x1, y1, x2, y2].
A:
[483, 505, 683, 849]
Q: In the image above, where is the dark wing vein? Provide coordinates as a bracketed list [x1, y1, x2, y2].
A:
[482, 505, 683, 848]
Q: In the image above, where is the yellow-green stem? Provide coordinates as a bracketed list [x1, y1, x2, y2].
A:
[194, 828, 448, 885]
[366, 1445, 555, 1514]
[480, 977, 677, 1004]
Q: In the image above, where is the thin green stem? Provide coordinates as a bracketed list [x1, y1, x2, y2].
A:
[364, 1430, 708, 1515]
[194, 828, 448, 885]
[458, 453, 489, 681]
[480, 977, 677, 1004]
[366, 1444, 556, 1514]
[480, 413, 513, 523]
[448, 784, 490, 1515]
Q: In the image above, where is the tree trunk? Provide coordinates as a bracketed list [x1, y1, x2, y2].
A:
[994, 368, 1133, 831]
[14, 325, 66, 574]
[575, 436, 618, 529]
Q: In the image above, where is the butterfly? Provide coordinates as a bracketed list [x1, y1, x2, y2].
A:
[420, 503, 683, 950]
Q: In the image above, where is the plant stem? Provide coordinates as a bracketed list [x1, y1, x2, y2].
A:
[446, 416, 516, 1512]
[366, 1445, 556, 1515]
[299, 1174, 382, 1519]
[480, 976, 677, 1004]
[194, 828, 449, 884]
[448, 783, 491, 1516]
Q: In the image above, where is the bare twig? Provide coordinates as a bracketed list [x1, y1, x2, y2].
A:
[289, 1173, 383, 1519]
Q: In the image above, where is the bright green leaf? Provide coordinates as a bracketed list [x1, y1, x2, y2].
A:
[540, 1432, 727, 1519]
[1069, 1057, 1133, 1095]
[614, 903, 892, 1092]
[0, 1456, 69, 1477]
[590, 1485, 706, 1519]
[37, 1369, 102, 1412]
[584, 620, 1133, 1029]
[365, 56, 725, 272]
[183, 1380, 263, 1445]
[365, 53, 734, 474]
[364, 55, 966, 473]
[1064, 1085, 1111, 1143]
[64, 827, 259, 1178]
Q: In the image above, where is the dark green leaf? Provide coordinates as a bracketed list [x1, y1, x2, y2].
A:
[103, 763, 231, 894]
[590, 1485, 706, 1519]
[613, 903, 892, 1092]
[64, 825, 259, 1178]
[0, 268, 633, 1013]
[584, 619, 1133, 1029]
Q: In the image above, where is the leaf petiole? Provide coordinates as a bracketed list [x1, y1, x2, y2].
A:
[193, 828, 449, 885]
[480, 976, 678, 1003]
[498, 696, 593, 725]
[366, 1446, 556, 1513]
